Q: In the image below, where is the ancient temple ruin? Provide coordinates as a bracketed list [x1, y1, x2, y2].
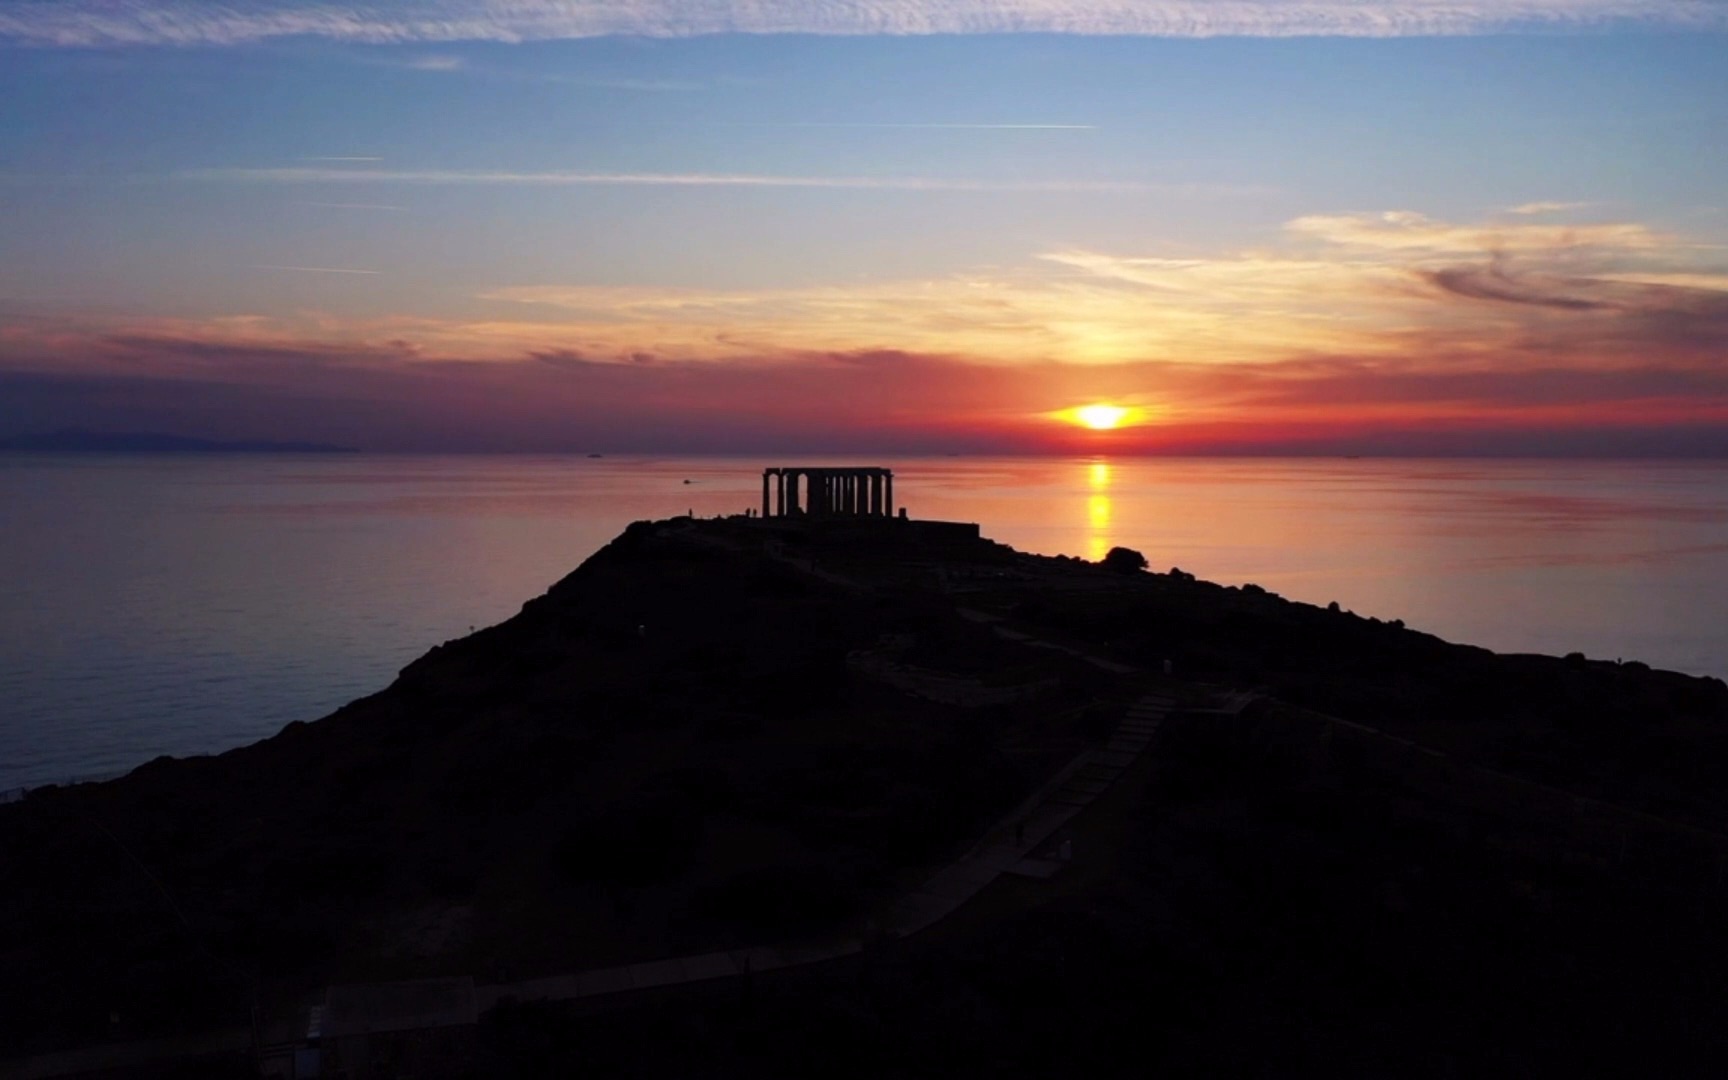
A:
[762, 467, 893, 518]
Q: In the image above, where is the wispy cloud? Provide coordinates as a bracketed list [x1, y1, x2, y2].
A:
[253, 264, 382, 275]
[467, 206, 1728, 366]
[7, 323, 1728, 455]
[714, 122, 1098, 130]
[371, 58, 712, 91]
[1285, 209, 1668, 254]
[3, 1, 1723, 47]
[572, 77, 708, 92]
[295, 201, 411, 211]
[5, 202, 1726, 454]
[1505, 200, 1593, 215]
[298, 156, 384, 163]
[402, 53, 464, 71]
[185, 166, 1239, 194]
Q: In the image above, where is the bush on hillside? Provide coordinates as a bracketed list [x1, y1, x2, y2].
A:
[1102, 547, 1148, 575]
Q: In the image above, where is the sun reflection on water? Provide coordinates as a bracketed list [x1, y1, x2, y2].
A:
[1087, 460, 1112, 561]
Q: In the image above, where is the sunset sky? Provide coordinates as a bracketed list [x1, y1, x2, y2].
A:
[2, 1, 1726, 454]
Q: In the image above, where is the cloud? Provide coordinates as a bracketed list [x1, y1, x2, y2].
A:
[1421, 258, 1728, 316]
[4, 1, 1724, 47]
[572, 77, 704, 91]
[183, 166, 1229, 194]
[1505, 200, 1593, 215]
[1423, 260, 1617, 311]
[378, 53, 706, 89]
[1285, 210, 1668, 255]
[477, 271, 1353, 365]
[715, 122, 1099, 130]
[5, 202, 1727, 454]
[295, 201, 411, 211]
[6, 325, 1728, 455]
[148, 203, 1699, 370]
[402, 53, 464, 70]
[252, 264, 382, 274]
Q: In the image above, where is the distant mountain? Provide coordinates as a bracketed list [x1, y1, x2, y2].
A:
[0, 429, 358, 453]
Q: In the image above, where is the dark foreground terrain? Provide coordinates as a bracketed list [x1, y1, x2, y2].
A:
[4, 514, 1728, 1076]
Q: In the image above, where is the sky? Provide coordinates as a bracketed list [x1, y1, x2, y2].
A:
[2, 1, 1726, 454]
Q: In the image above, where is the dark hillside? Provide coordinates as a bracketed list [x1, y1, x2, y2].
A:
[995, 568, 1728, 825]
[0, 519, 1100, 1056]
[6, 515, 1728, 1074]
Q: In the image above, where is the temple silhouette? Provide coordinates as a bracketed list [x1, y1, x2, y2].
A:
[762, 467, 896, 519]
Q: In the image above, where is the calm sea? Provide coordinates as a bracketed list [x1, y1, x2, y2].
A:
[3, 454, 1726, 791]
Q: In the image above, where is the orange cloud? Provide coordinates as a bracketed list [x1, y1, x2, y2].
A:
[2, 207, 1725, 454]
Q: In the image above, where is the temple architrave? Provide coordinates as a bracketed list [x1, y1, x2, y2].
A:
[762, 467, 893, 519]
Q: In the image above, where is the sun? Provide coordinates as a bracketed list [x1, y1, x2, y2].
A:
[1074, 404, 1129, 430]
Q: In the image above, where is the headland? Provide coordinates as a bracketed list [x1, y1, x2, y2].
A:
[4, 497, 1728, 1076]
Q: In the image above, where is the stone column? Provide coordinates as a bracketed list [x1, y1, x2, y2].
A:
[885, 473, 893, 517]
[762, 471, 771, 519]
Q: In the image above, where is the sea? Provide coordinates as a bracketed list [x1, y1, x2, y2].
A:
[3, 454, 1726, 792]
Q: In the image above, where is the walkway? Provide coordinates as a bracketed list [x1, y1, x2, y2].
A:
[464, 579, 1181, 1008]
[471, 686, 1174, 1011]
[957, 606, 1139, 674]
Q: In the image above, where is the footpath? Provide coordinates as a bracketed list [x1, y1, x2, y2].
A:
[475, 684, 1175, 1013]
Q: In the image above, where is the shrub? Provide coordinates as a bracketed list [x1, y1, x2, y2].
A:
[1101, 546, 1148, 574]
